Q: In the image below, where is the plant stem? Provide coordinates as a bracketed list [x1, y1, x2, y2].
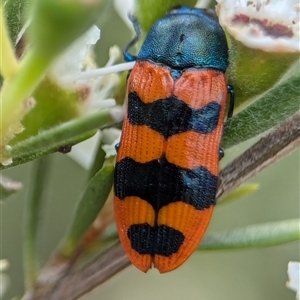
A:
[218, 111, 300, 199]
[1, 49, 51, 137]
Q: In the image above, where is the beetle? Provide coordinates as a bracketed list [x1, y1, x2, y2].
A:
[114, 6, 234, 273]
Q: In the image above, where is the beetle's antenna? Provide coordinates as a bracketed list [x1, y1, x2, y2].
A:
[123, 14, 141, 62]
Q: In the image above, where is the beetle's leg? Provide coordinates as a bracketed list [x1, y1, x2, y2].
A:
[115, 142, 120, 152]
[227, 84, 235, 119]
[219, 148, 224, 160]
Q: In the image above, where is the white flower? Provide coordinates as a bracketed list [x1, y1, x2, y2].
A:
[216, 0, 300, 52]
[50, 25, 101, 86]
[49, 25, 134, 169]
[66, 45, 129, 169]
[49, 26, 131, 112]
[287, 261, 300, 299]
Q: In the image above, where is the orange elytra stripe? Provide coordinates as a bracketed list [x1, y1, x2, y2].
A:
[127, 61, 173, 103]
[114, 196, 155, 233]
[166, 69, 227, 174]
[166, 131, 221, 175]
[174, 69, 227, 109]
[154, 202, 214, 273]
[117, 120, 165, 163]
[114, 196, 155, 272]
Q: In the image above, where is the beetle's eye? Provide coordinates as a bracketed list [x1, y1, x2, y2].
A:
[172, 5, 181, 10]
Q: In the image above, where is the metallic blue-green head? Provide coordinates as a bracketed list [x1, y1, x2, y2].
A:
[137, 6, 229, 72]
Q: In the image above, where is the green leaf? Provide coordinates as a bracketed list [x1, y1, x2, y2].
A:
[217, 184, 259, 205]
[222, 73, 300, 149]
[3, 0, 30, 44]
[60, 164, 114, 258]
[135, 0, 197, 32]
[0, 109, 114, 169]
[198, 219, 300, 251]
[0, 175, 23, 199]
[88, 139, 106, 181]
[23, 157, 51, 288]
[0, 131, 94, 170]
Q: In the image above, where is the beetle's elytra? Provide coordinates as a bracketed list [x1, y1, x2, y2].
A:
[114, 6, 234, 273]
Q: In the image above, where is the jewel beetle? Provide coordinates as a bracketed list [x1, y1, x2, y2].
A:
[114, 6, 234, 273]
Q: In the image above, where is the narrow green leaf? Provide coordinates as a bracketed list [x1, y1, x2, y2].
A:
[0, 131, 95, 170]
[198, 219, 300, 251]
[88, 139, 106, 181]
[3, 0, 30, 44]
[0, 5, 19, 80]
[23, 157, 51, 288]
[61, 164, 114, 258]
[0, 175, 23, 199]
[222, 73, 300, 149]
[217, 183, 259, 205]
[1, 109, 114, 168]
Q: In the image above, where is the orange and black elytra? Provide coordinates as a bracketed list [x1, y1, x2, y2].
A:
[114, 6, 234, 273]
